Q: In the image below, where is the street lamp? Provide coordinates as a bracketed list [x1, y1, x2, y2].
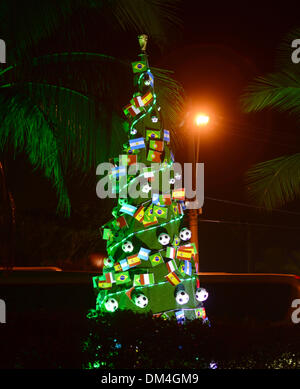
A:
[189, 112, 210, 269]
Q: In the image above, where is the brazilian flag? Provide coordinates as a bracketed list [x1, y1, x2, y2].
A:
[131, 61, 147, 73]
[149, 253, 164, 267]
[153, 205, 168, 219]
[115, 271, 131, 285]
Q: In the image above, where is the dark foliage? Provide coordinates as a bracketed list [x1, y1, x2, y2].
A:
[1, 309, 300, 369]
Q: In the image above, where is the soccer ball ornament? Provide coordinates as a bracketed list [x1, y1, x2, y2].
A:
[158, 233, 170, 246]
[179, 227, 192, 242]
[122, 241, 134, 253]
[195, 288, 209, 302]
[169, 178, 175, 185]
[104, 257, 114, 268]
[104, 298, 118, 312]
[134, 293, 149, 308]
[175, 289, 190, 305]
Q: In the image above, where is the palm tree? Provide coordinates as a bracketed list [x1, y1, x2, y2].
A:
[241, 28, 300, 210]
[0, 0, 184, 217]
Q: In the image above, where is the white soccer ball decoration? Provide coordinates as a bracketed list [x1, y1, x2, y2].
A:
[158, 233, 170, 246]
[134, 293, 148, 308]
[169, 178, 175, 184]
[175, 290, 190, 305]
[195, 288, 209, 302]
[104, 257, 114, 268]
[104, 298, 118, 312]
[179, 227, 192, 241]
[122, 241, 134, 253]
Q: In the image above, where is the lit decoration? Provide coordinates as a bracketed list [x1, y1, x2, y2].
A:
[175, 285, 190, 305]
[195, 288, 209, 302]
[104, 298, 118, 312]
[89, 35, 208, 325]
[122, 241, 134, 253]
[179, 227, 192, 241]
[158, 233, 171, 246]
[133, 293, 149, 308]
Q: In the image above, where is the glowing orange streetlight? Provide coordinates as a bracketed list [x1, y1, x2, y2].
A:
[189, 112, 210, 270]
[195, 113, 210, 127]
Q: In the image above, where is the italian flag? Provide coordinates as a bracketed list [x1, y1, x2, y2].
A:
[165, 246, 176, 259]
[140, 273, 155, 285]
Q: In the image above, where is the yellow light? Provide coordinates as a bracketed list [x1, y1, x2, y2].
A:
[195, 114, 210, 126]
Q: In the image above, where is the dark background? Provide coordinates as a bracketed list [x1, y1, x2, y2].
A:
[3, 0, 300, 274]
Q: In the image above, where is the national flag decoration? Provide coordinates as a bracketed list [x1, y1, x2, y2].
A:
[134, 205, 145, 223]
[134, 273, 155, 286]
[104, 272, 115, 284]
[111, 165, 126, 178]
[165, 246, 176, 259]
[172, 188, 185, 201]
[143, 219, 158, 227]
[149, 139, 164, 152]
[153, 205, 168, 219]
[114, 262, 122, 272]
[172, 202, 178, 215]
[172, 236, 181, 247]
[131, 94, 144, 108]
[159, 194, 172, 206]
[165, 271, 181, 286]
[112, 215, 128, 229]
[115, 271, 131, 285]
[102, 228, 113, 240]
[141, 91, 153, 106]
[147, 149, 162, 163]
[147, 71, 154, 87]
[175, 310, 185, 323]
[146, 129, 160, 140]
[152, 193, 160, 205]
[170, 151, 175, 162]
[129, 137, 145, 150]
[195, 307, 206, 320]
[183, 260, 192, 276]
[143, 204, 157, 224]
[163, 129, 170, 142]
[120, 154, 137, 166]
[176, 247, 194, 261]
[149, 252, 164, 267]
[138, 247, 151, 261]
[127, 254, 141, 268]
[177, 203, 184, 215]
[94, 276, 112, 289]
[123, 103, 141, 117]
[131, 61, 147, 73]
[166, 259, 178, 273]
[120, 203, 137, 216]
[119, 259, 130, 271]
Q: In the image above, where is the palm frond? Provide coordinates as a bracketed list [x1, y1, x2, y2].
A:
[0, 91, 70, 215]
[241, 70, 300, 119]
[246, 154, 300, 209]
[103, 0, 182, 48]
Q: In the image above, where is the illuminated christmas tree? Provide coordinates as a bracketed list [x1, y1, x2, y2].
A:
[92, 35, 208, 324]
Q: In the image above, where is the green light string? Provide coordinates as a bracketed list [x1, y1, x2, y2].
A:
[96, 276, 197, 311]
[107, 214, 184, 254]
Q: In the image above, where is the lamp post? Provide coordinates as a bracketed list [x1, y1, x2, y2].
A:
[188, 113, 210, 268]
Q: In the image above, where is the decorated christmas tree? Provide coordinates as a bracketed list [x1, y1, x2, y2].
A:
[91, 35, 209, 324]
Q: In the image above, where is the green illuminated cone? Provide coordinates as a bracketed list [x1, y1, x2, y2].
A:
[92, 36, 208, 324]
